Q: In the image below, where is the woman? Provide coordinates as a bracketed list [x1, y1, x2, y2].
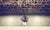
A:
[20, 15, 29, 26]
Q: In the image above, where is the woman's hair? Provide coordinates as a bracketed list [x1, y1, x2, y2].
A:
[23, 15, 27, 20]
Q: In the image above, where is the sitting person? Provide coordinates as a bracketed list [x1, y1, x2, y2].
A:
[20, 15, 29, 26]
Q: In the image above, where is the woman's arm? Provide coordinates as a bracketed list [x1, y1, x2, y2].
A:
[20, 17, 23, 22]
[27, 19, 29, 22]
[21, 20, 23, 22]
[27, 17, 29, 22]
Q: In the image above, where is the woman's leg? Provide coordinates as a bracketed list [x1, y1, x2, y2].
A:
[23, 22, 27, 26]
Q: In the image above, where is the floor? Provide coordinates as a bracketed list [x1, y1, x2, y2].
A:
[0, 15, 50, 26]
[0, 15, 50, 30]
[0, 26, 50, 30]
